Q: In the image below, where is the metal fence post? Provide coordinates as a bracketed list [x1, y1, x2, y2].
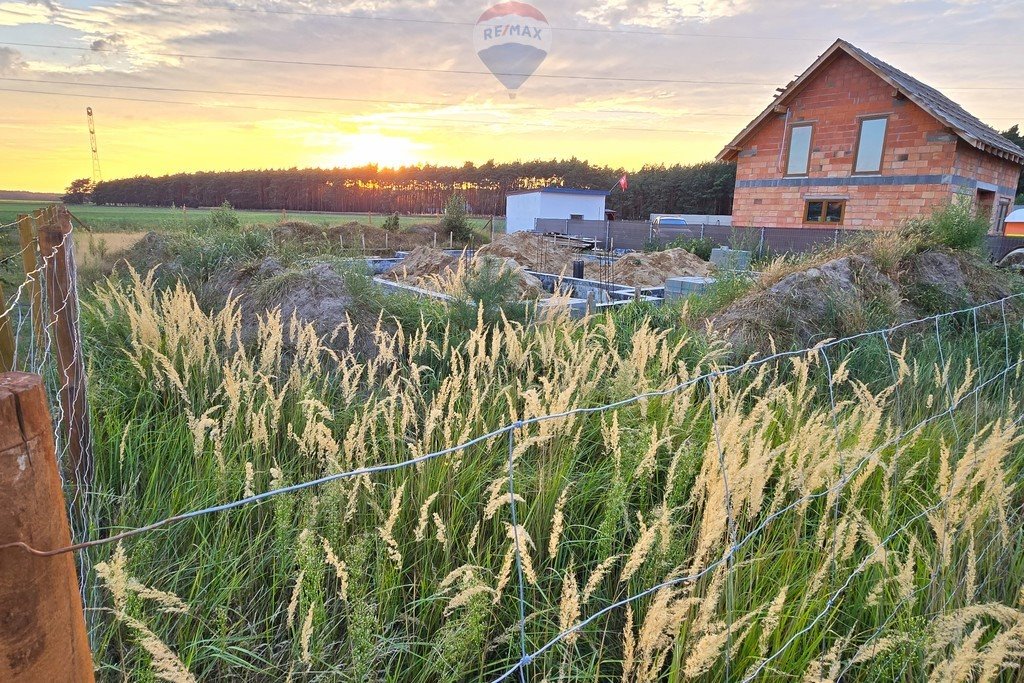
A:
[36, 206, 93, 495]
[757, 226, 766, 259]
[0, 372, 94, 682]
[699, 223, 705, 240]
[834, 228, 840, 248]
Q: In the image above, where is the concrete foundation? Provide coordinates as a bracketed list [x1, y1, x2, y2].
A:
[359, 250, 714, 317]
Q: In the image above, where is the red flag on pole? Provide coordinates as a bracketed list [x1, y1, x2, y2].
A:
[619, 174, 629, 191]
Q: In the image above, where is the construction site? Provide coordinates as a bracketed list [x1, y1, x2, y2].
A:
[370, 230, 727, 314]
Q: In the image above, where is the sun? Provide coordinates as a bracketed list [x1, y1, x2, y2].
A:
[314, 131, 428, 169]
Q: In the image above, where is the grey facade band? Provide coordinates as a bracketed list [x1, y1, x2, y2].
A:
[735, 174, 1016, 197]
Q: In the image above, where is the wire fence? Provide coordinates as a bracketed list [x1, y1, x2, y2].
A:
[2, 206, 1024, 679]
[1, 206, 95, 629]
[534, 218, 1024, 262]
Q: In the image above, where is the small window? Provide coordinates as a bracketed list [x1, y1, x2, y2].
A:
[786, 124, 813, 176]
[569, 214, 584, 220]
[854, 116, 888, 173]
[805, 200, 846, 224]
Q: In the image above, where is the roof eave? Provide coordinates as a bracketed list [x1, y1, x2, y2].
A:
[838, 45, 1024, 165]
[715, 39, 848, 159]
[716, 145, 741, 162]
[720, 38, 1024, 167]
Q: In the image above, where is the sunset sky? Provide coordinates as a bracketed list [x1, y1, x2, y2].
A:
[1, 0, 1022, 193]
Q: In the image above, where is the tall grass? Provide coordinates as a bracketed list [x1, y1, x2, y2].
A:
[79, 270, 1024, 681]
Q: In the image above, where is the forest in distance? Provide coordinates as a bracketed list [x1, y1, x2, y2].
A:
[88, 159, 737, 219]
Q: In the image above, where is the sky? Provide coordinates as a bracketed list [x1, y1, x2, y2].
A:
[0, 0, 1022, 192]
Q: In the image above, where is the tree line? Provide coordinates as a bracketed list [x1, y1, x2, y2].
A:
[81, 159, 736, 219]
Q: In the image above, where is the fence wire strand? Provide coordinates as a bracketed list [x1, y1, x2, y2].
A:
[2, 294, 1021, 555]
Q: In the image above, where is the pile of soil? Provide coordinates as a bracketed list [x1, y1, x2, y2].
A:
[484, 257, 546, 299]
[204, 257, 381, 357]
[388, 247, 545, 299]
[113, 232, 181, 277]
[272, 220, 439, 251]
[610, 248, 714, 288]
[710, 249, 1022, 353]
[476, 232, 584, 274]
[389, 247, 460, 284]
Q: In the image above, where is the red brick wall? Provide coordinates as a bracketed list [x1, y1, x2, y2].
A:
[732, 183, 953, 229]
[953, 144, 1020, 192]
[951, 143, 1021, 225]
[732, 52, 964, 229]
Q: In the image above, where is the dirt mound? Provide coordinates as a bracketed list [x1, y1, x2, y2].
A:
[274, 220, 323, 235]
[610, 248, 713, 287]
[477, 232, 583, 274]
[477, 257, 546, 299]
[114, 231, 180, 276]
[204, 257, 380, 357]
[388, 247, 460, 284]
[272, 221, 439, 251]
[710, 249, 1022, 353]
[712, 254, 906, 351]
[906, 250, 1020, 309]
[388, 247, 545, 299]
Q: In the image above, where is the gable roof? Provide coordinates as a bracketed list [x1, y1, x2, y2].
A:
[717, 39, 1024, 166]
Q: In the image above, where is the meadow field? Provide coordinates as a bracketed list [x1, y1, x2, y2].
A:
[0, 200, 502, 282]
[0, 200, 505, 233]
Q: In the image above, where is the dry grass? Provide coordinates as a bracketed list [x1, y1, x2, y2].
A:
[74, 230, 148, 268]
[80, 267, 1024, 681]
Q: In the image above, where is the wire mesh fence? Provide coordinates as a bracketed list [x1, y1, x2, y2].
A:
[1, 207, 92, 502]
[1, 205, 97, 644]
[2, 208, 1024, 679]
[533, 218, 1023, 262]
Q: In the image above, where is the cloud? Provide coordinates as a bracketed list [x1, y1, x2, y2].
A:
[0, 46, 26, 74]
[0, 1, 55, 26]
[2, 0, 1021, 189]
[90, 34, 125, 52]
[576, 0, 750, 27]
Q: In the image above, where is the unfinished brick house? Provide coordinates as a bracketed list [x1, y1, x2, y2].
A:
[717, 39, 1024, 231]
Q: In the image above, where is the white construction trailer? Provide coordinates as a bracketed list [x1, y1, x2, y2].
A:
[505, 187, 609, 233]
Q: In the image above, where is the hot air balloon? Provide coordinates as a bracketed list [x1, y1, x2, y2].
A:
[473, 2, 551, 98]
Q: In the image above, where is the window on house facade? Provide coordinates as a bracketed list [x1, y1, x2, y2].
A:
[785, 124, 813, 176]
[569, 214, 584, 220]
[854, 116, 888, 174]
[805, 200, 846, 224]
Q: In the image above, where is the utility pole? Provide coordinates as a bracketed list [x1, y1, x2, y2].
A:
[86, 107, 102, 184]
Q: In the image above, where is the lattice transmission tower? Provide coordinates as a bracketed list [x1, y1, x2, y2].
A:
[86, 106, 102, 183]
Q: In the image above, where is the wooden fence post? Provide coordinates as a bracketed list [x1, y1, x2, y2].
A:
[17, 214, 44, 344]
[0, 282, 14, 371]
[0, 372, 94, 682]
[36, 206, 93, 494]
